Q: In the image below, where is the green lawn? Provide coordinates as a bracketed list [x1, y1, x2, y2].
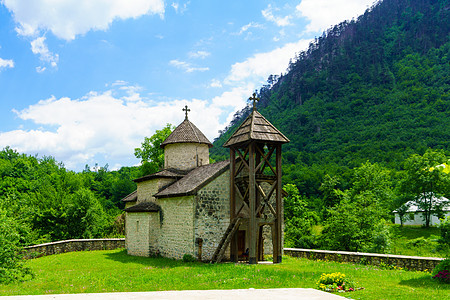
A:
[388, 225, 449, 258]
[1, 249, 449, 299]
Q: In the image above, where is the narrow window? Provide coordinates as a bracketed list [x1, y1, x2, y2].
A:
[136, 220, 140, 232]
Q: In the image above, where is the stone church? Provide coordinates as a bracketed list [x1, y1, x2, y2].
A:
[123, 103, 289, 263]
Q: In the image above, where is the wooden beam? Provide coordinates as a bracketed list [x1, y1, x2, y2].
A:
[255, 184, 276, 216]
[236, 148, 249, 171]
[248, 143, 257, 264]
[258, 225, 264, 261]
[255, 145, 277, 176]
[230, 147, 238, 262]
[274, 144, 283, 263]
[255, 146, 275, 174]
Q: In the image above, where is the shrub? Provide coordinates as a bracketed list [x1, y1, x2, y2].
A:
[366, 221, 391, 253]
[182, 254, 197, 263]
[432, 258, 450, 283]
[406, 237, 430, 248]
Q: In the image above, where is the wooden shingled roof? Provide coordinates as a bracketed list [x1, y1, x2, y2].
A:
[223, 110, 290, 147]
[121, 190, 137, 202]
[124, 201, 161, 212]
[154, 160, 229, 198]
[133, 168, 187, 183]
[161, 119, 213, 148]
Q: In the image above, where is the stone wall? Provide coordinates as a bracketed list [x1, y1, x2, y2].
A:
[125, 212, 160, 256]
[164, 143, 209, 171]
[194, 170, 230, 261]
[137, 178, 175, 203]
[284, 248, 443, 271]
[158, 195, 195, 259]
[23, 238, 125, 259]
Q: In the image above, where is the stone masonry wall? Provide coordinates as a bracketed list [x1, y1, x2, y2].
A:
[164, 143, 209, 171]
[126, 212, 160, 257]
[194, 170, 230, 261]
[136, 178, 175, 203]
[158, 195, 195, 259]
[284, 248, 443, 271]
[137, 179, 158, 203]
[23, 239, 125, 259]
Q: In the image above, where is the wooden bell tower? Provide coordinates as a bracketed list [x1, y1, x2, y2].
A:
[223, 94, 289, 264]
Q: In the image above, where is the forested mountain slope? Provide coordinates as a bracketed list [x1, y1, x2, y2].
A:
[212, 0, 450, 196]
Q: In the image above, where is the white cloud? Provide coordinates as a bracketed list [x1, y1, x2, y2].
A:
[111, 80, 128, 86]
[296, 0, 374, 33]
[171, 1, 189, 14]
[225, 39, 311, 84]
[2, 0, 165, 40]
[262, 4, 291, 27]
[0, 86, 226, 170]
[238, 22, 263, 35]
[0, 57, 14, 70]
[188, 50, 210, 59]
[169, 59, 209, 73]
[209, 79, 222, 88]
[211, 84, 256, 123]
[30, 36, 59, 69]
[35, 66, 46, 73]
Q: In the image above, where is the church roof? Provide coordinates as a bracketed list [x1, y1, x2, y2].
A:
[121, 190, 137, 202]
[223, 110, 289, 147]
[154, 160, 229, 198]
[161, 118, 213, 148]
[134, 168, 187, 183]
[124, 201, 161, 212]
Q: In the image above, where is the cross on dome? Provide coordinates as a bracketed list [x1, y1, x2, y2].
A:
[183, 105, 190, 120]
[249, 93, 259, 111]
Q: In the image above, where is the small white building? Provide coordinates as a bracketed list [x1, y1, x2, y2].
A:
[393, 197, 450, 226]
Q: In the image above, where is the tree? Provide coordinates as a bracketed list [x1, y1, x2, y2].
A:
[319, 174, 346, 219]
[67, 188, 109, 238]
[283, 184, 319, 248]
[134, 124, 174, 175]
[320, 162, 392, 252]
[401, 149, 450, 227]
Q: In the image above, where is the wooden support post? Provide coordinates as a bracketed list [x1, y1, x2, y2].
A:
[230, 147, 238, 262]
[249, 143, 257, 264]
[274, 144, 282, 263]
[258, 225, 264, 261]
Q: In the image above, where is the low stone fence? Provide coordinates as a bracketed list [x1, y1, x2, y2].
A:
[23, 238, 125, 259]
[284, 248, 444, 271]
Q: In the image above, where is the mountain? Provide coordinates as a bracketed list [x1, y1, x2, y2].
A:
[211, 0, 450, 197]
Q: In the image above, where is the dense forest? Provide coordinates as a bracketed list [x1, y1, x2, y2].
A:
[0, 146, 139, 244]
[1, 0, 450, 283]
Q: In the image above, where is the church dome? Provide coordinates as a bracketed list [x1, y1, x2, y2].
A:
[161, 118, 213, 148]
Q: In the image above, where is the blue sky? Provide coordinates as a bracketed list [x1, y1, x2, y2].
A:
[0, 0, 374, 170]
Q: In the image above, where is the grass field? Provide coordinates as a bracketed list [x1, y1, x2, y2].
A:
[1, 249, 448, 299]
[388, 225, 450, 258]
